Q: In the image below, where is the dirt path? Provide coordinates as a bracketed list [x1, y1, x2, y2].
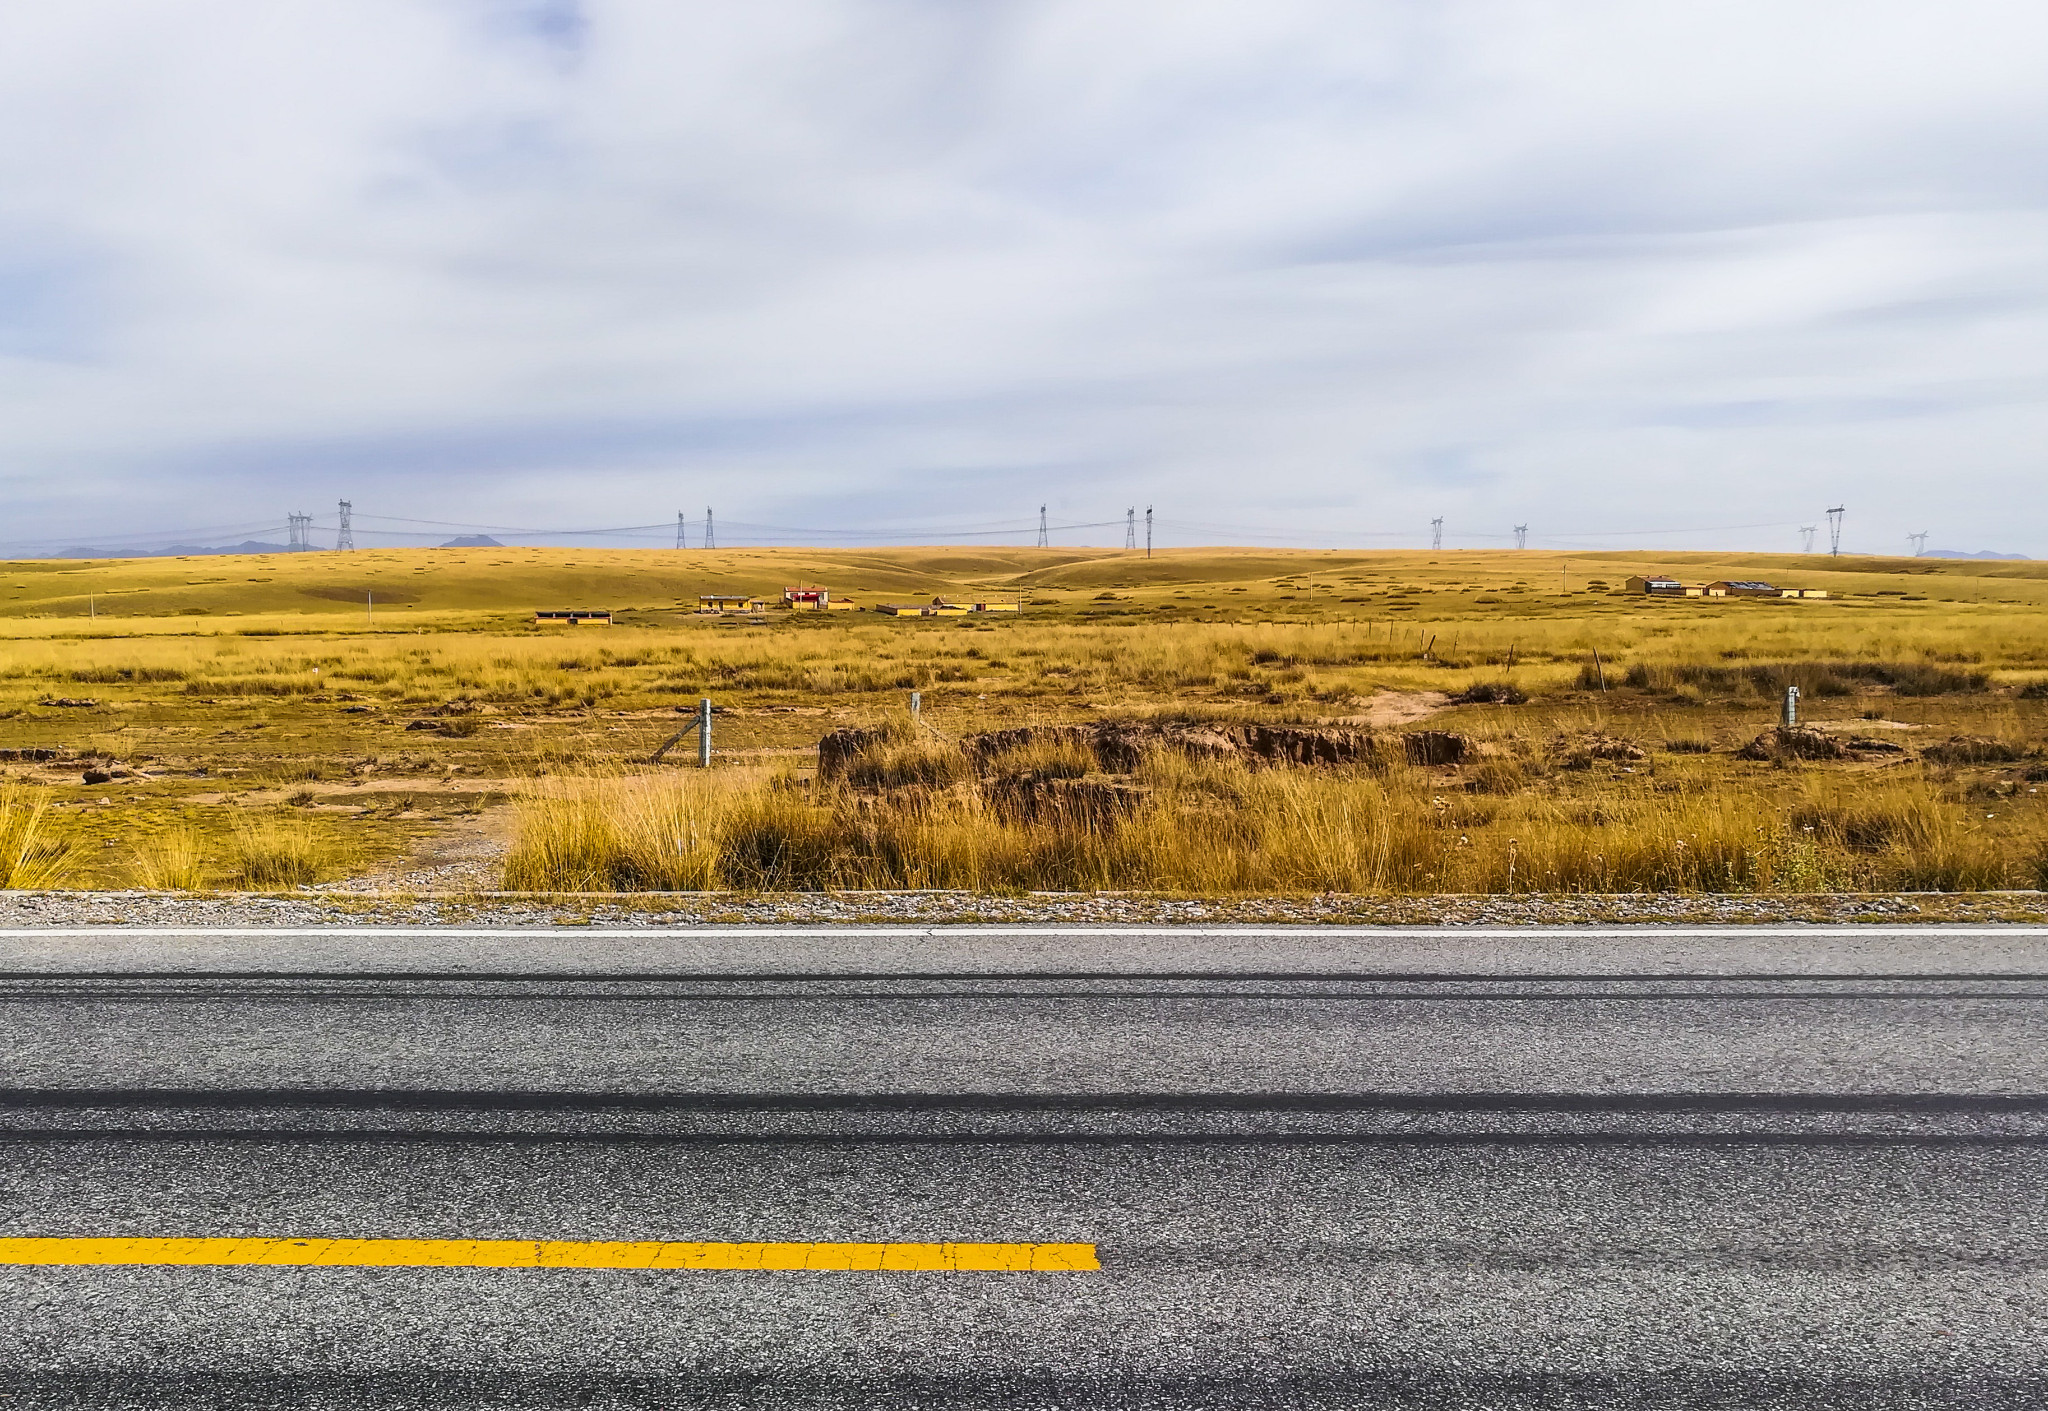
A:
[327, 807, 518, 894]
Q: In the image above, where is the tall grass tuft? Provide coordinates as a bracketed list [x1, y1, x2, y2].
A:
[131, 825, 208, 890]
[503, 772, 724, 892]
[227, 816, 346, 889]
[0, 787, 68, 889]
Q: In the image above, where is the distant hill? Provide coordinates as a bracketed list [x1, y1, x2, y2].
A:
[1926, 549, 2031, 560]
[438, 535, 505, 548]
[1, 545, 2042, 623]
[55, 540, 307, 559]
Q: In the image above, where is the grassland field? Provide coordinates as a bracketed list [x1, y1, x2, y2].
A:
[1, 544, 2045, 895]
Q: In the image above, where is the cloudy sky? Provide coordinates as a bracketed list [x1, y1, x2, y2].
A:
[3, 1, 2045, 554]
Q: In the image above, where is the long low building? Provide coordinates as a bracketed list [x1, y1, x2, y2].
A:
[534, 609, 612, 625]
[877, 598, 1021, 617]
[1624, 575, 1700, 597]
[1624, 575, 1825, 600]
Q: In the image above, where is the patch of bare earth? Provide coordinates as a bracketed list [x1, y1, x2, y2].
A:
[1328, 689, 1451, 729]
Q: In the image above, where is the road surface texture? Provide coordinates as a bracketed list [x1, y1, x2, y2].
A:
[0, 923, 2043, 1409]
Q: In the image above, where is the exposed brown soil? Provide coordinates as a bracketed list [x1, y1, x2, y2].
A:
[1330, 689, 1452, 728]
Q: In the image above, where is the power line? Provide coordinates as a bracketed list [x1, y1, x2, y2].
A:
[1534, 520, 1798, 540]
[354, 513, 674, 536]
[1157, 518, 1409, 543]
[709, 517, 1127, 541]
[326, 509, 1126, 544]
[1, 503, 1890, 558]
[703, 507, 715, 551]
[1800, 526, 1817, 554]
[1908, 530, 1929, 557]
[1827, 505, 1846, 556]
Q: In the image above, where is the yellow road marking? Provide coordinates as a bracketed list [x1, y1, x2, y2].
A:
[0, 1237, 1099, 1272]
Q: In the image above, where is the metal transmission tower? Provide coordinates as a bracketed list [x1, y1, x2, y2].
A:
[1125, 508, 1137, 550]
[1036, 506, 1049, 548]
[1826, 506, 1846, 556]
[1908, 531, 1929, 557]
[675, 512, 687, 550]
[1430, 517, 1443, 552]
[335, 500, 353, 551]
[703, 508, 715, 550]
[1513, 524, 1529, 550]
[1145, 506, 1152, 559]
[286, 513, 312, 551]
[1799, 526, 1817, 554]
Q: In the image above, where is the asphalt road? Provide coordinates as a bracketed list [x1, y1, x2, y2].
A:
[0, 924, 2044, 1409]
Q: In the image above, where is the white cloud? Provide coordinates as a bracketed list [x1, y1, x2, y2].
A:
[2, 0, 2046, 554]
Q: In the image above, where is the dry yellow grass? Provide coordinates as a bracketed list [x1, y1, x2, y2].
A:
[504, 748, 2042, 896]
[502, 771, 726, 892]
[0, 544, 2041, 894]
[0, 615, 2034, 727]
[130, 825, 208, 891]
[225, 816, 351, 889]
[0, 787, 67, 889]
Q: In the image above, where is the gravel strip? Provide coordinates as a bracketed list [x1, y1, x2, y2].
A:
[0, 889, 2043, 928]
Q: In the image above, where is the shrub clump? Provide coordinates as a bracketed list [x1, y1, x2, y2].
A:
[1467, 759, 1531, 795]
[1556, 733, 1647, 768]
[1922, 736, 2031, 765]
[1737, 727, 1848, 762]
[1452, 681, 1529, 705]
